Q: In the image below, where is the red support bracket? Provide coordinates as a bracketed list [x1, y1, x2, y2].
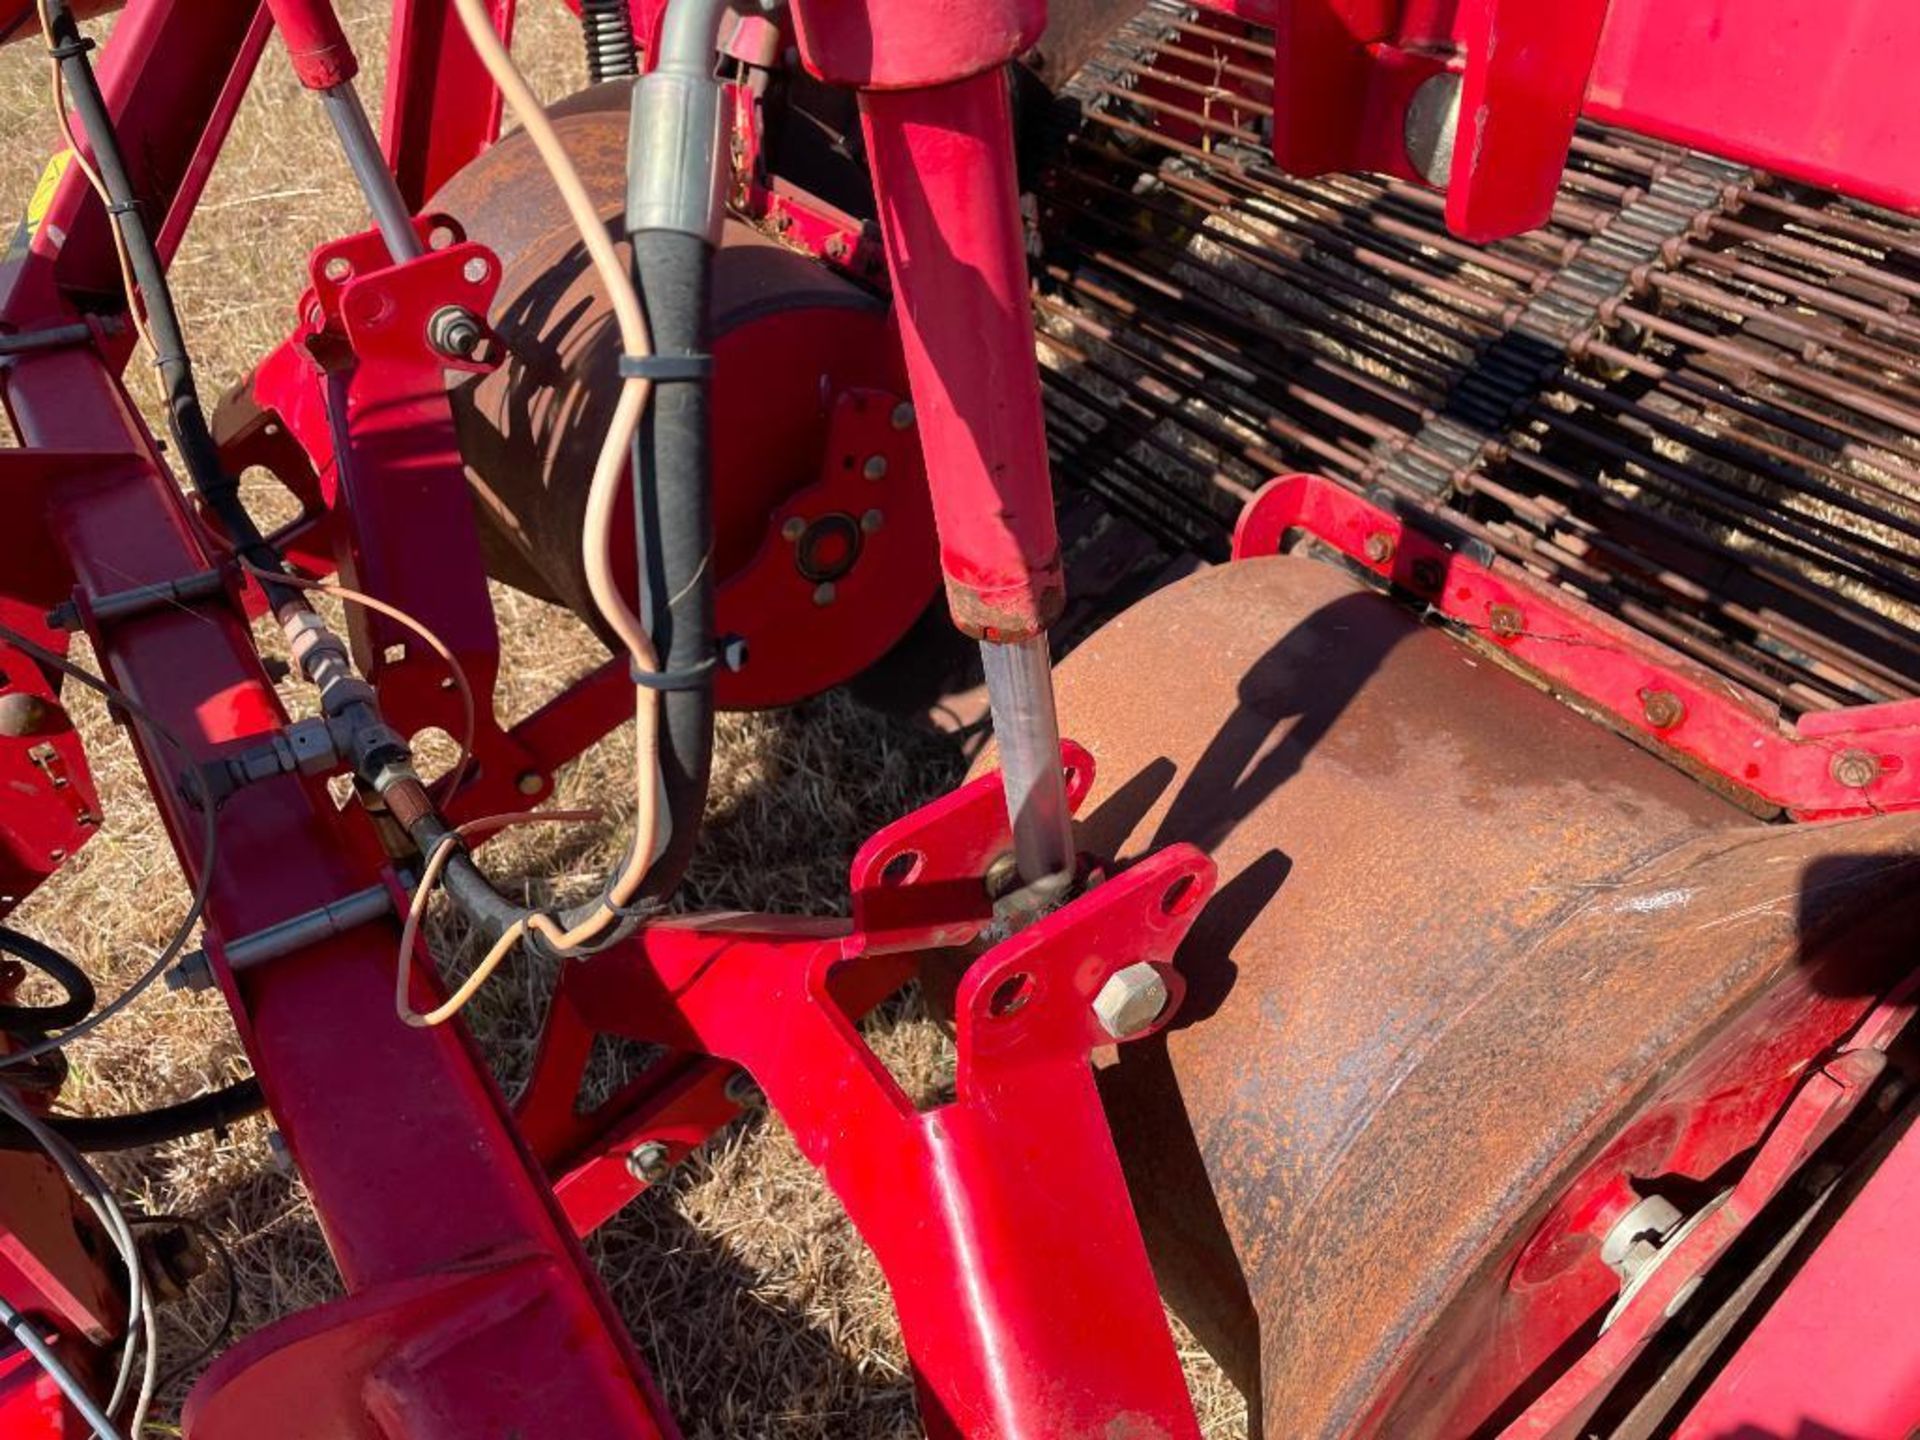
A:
[1267, 0, 1612, 242]
[249, 218, 558, 817]
[1233, 473, 1920, 819]
[562, 847, 1212, 1439]
[521, 742, 1206, 1435]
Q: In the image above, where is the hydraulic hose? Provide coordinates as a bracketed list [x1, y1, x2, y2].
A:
[614, 229, 714, 914]
[39, 0, 301, 615]
[0, 926, 96, 1033]
[546, 0, 726, 934]
[0, 1078, 264, 1153]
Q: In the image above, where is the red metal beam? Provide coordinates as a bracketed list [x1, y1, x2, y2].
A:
[1672, 1108, 1920, 1439]
[2, 327, 673, 1440]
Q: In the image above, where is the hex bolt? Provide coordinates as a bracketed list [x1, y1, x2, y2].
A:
[1640, 690, 1686, 730]
[427, 305, 485, 360]
[1488, 604, 1525, 639]
[1362, 532, 1395, 566]
[0, 693, 59, 738]
[813, 582, 836, 606]
[1830, 749, 1882, 789]
[983, 850, 1021, 901]
[165, 951, 215, 993]
[1092, 962, 1170, 1040]
[861, 508, 885, 534]
[862, 455, 888, 482]
[781, 516, 806, 542]
[626, 1140, 673, 1184]
[889, 401, 915, 430]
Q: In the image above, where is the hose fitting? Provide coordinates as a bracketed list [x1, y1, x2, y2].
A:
[626, 0, 731, 241]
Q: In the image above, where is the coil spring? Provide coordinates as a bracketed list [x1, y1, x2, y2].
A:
[581, 0, 638, 83]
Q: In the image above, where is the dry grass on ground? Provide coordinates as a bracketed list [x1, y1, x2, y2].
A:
[0, 7, 1246, 1435]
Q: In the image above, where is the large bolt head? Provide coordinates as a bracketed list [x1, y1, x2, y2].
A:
[1093, 962, 1169, 1039]
[0, 692, 59, 738]
[626, 1140, 673, 1183]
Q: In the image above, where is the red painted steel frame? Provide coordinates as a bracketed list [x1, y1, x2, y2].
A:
[1669, 1104, 1920, 1439]
[1233, 475, 1920, 819]
[1196, 0, 1920, 238]
[5, 0, 1920, 1434]
[552, 749, 1209, 1440]
[0, 1, 674, 1432]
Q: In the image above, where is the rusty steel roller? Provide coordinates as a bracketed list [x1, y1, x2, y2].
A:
[431, 85, 937, 709]
[1038, 552, 1920, 1437]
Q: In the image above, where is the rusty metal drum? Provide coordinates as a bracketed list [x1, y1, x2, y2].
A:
[1046, 553, 1920, 1436]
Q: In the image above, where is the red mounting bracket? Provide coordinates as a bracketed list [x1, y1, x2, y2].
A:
[1268, 0, 1612, 242]
[522, 743, 1208, 1437]
[1234, 473, 1920, 820]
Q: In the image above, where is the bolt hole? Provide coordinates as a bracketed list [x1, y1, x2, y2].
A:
[1062, 763, 1079, 788]
[428, 224, 457, 251]
[323, 256, 352, 282]
[879, 849, 922, 887]
[382, 642, 407, 666]
[986, 972, 1033, 1018]
[1160, 873, 1199, 916]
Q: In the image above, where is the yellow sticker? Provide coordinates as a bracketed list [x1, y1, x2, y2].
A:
[3, 150, 72, 263]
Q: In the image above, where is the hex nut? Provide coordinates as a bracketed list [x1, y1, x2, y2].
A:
[1488, 604, 1525, 639]
[1640, 690, 1685, 731]
[165, 951, 215, 993]
[626, 1140, 672, 1183]
[1830, 748, 1882, 789]
[1093, 962, 1169, 1040]
[428, 305, 484, 359]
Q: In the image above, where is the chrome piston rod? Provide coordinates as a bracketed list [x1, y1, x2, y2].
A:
[980, 634, 1077, 884]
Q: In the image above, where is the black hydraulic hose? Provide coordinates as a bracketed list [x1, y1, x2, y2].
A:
[624, 228, 715, 913]
[40, 1, 300, 615]
[400, 808, 530, 944]
[395, 0, 723, 950]
[0, 1079, 263, 1153]
[580, 0, 638, 83]
[0, 926, 96, 1033]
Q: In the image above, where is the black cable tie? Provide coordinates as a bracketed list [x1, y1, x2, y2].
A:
[630, 655, 716, 691]
[618, 352, 713, 383]
[46, 36, 95, 60]
[103, 198, 139, 217]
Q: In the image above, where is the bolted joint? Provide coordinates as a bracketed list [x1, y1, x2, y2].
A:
[1092, 961, 1170, 1040]
[626, 1140, 673, 1184]
[1830, 748, 1883, 790]
[1599, 1194, 1685, 1281]
[427, 305, 486, 360]
[164, 950, 215, 994]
